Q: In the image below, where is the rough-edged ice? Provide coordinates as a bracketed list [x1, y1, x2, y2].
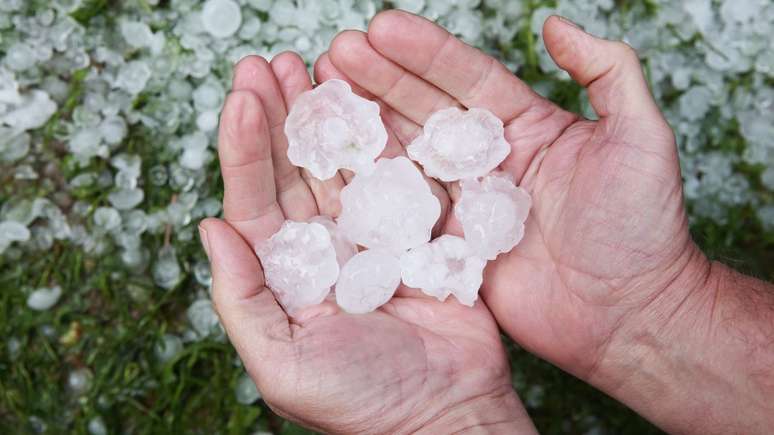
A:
[455, 172, 532, 260]
[407, 107, 511, 181]
[309, 215, 358, 268]
[400, 235, 486, 306]
[0, 90, 57, 131]
[338, 157, 441, 253]
[336, 250, 401, 314]
[27, 285, 63, 311]
[256, 220, 339, 314]
[285, 79, 388, 180]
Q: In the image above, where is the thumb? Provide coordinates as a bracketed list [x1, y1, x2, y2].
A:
[542, 15, 662, 121]
[198, 218, 291, 381]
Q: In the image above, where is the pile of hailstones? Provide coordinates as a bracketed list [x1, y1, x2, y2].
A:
[258, 79, 531, 315]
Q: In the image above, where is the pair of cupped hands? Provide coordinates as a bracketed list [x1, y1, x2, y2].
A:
[198, 11, 706, 434]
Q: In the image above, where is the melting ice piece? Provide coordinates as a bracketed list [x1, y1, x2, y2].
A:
[455, 172, 531, 260]
[285, 79, 388, 180]
[309, 215, 358, 268]
[400, 235, 486, 306]
[407, 107, 511, 181]
[256, 220, 339, 314]
[201, 0, 242, 39]
[336, 250, 401, 314]
[338, 156, 441, 253]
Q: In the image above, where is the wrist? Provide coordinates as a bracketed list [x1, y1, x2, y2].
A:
[588, 245, 774, 433]
[414, 388, 537, 435]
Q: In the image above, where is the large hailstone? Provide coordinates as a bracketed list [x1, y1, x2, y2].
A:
[335, 250, 401, 314]
[285, 79, 388, 180]
[407, 107, 511, 181]
[455, 172, 532, 260]
[256, 221, 339, 314]
[338, 157, 441, 253]
[400, 235, 486, 306]
[309, 215, 358, 268]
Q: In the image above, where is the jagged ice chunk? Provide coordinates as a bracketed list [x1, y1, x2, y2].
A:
[407, 107, 511, 181]
[309, 215, 358, 268]
[256, 220, 339, 314]
[400, 235, 486, 306]
[336, 250, 401, 314]
[455, 172, 531, 260]
[338, 157, 441, 253]
[285, 79, 388, 180]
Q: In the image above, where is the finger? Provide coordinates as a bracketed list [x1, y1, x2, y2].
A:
[542, 16, 664, 121]
[271, 51, 345, 217]
[218, 90, 284, 246]
[367, 10, 554, 122]
[314, 52, 417, 152]
[200, 218, 292, 390]
[329, 30, 460, 126]
[232, 56, 317, 221]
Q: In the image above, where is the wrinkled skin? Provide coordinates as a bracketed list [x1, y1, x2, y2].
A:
[200, 10, 703, 434]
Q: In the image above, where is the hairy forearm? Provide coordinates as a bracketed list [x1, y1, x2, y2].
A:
[591, 250, 774, 434]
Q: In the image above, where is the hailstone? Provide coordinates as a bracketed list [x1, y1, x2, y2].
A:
[285, 79, 388, 180]
[407, 107, 511, 181]
[309, 215, 358, 268]
[400, 235, 487, 306]
[335, 250, 401, 314]
[338, 157, 441, 253]
[455, 172, 532, 260]
[256, 220, 339, 314]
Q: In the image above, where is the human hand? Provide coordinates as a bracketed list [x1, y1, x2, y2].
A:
[322, 9, 698, 381]
[198, 54, 537, 434]
[324, 10, 774, 434]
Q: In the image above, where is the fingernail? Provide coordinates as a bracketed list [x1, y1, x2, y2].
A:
[555, 15, 582, 30]
[198, 225, 211, 259]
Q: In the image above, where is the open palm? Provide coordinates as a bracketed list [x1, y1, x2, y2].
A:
[321, 11, 701, 383]
[200, 52, 533, 433]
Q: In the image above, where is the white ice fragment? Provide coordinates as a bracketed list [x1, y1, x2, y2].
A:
[400, 235, 486, 306]
[155, 333, 183, 362]
[196, 110, 219, 132]
[0, 129, 30, 163]
[99, 116, 128, 145]
[338, 157, 441, 252]
[153, 246, 182, 289]
[0, 220, 31, 244]
[27, 285, 63, 311]
[187, 299, 221, 338]
[309, 215, 357, 268]
[108, 188, 144, 210]
[93, 207, 122, 231]
[256, 220, 339, 314]
[121, 20, 153, 47]
[285, 79, 388, 180]
[407, 107, 511, 181]
[455, 172, 531, 260]
[69, 129, 102, 159]
[0, 90, 57, 131]
[235, 373, 262, 404]
[87, 417, 107, 435]
[115, 60, 152, 95]
[202, 0, 242, 39]
[68, 368, 93, 394]
[336, 250, 401, 314]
